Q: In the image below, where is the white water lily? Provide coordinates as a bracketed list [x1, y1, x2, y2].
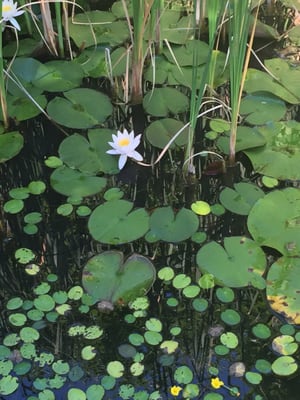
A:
[1, 0, 24, 31]
[107, 129, 143, 170]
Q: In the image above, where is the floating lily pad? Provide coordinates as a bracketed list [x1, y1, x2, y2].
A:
[145, 118, 189, 149]
[247, 188, 300, 256]
[240, 94, 286, 125]
[32, 60, 84, 92]
[272, 335, 298, 355]
[266, 256, 300, 325]
[244, 68, 299, 104]
[50, 166, 107, 198]
[0, 376, 18, 396]
[148, 207, 199, 243]
[0, 132, 24, 163]
[220, 182, 265, 215]
[271, 356, 298, 376]
[6, 93, 47, 121]
[88, 200, 149, 244]
[252, 323, 271, 340]
[82, 251, 155, 305]
[243, 121, 300, 180]
[163, 39, 209, 66]
[143, 88, 189, 117]
[197, 237, 266, 287]
[68, 11, 129, 47]
[217, 126, 266, 154]
[47, 88, 112, 129]
[58, 130, 118, 175]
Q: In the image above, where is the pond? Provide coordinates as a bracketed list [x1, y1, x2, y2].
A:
[0, 1, 300, 399]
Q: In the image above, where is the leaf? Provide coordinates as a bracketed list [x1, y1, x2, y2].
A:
[145, 118, 189, 149]
[47, 89, 112, 129]
[88, 200, 149, 244]
[82, 251, 155, 306]
[247, 187, 300, 256]
[143, 88, 189, 117]
[148, 207, 199, 242]
[196, 237, 266, 287]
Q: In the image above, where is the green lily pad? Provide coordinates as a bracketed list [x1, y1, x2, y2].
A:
[217, 126, 266, 154]
[271, 356, 298, 376]
[266, 256, 300, 325]
[244, 68, 300, 104]
[272, 335, 298, 355]
[174, 365, 193, 384]
[4, 199, 24, 214]
[220, 332, 239, 349]
[0, 132, 24, 163]
[15, 248, 35, 264]
[32, 60, 84, 92]
[243, 121, 300, 180]
[0, 376, 18, 395]
[47, 88, 112, 129]
[219, 182, 265, 215]
[82, 251, 156, 305]
[221, 309, 241, 326]
[145, 118, 189, 149]
[252, 323, 271, 340]
[88, 199, 149, 244]
[148, 207, 199, 243]
[5, 93, 47, 121]
[196, 237, 266, 287]
[106, 360, 125, 378]
[58, 130, 118, 175]
[163, 39, 209, 66]
[247, 188, 300, 256]
[50, 166, 107, 198]
[240, 94, 286, 125]
[143, 88, 189, 117]
[68, 11, 129, 48]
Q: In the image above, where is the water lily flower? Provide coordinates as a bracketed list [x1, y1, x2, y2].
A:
[107, 129, 143, 170]
[1, 0, 24, 31]
[170, 385, 182, 396]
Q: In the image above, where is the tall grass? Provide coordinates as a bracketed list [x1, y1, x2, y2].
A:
[228, 0, 260, 166]
[184, 0, 227, 175]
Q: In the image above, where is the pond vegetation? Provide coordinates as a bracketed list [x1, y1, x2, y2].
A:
[0, 0, 300, 399]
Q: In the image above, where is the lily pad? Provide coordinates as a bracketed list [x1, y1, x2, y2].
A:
[196, 237, 266, 287]
[68, 11, 129, 48]
[145, 118, 189, 149]
[219, 182, 265, 215]
[163, 39, 209, 66]
[47, 88, 112, 129]
[6, 93, 47, 121]
[266, 256, 300, 325]
[148, 207, 199, 243]
[244, 68, 300, 104]
[271, 356, 298, 376]
[247, 188, 300, 256]
[32, 60, 84, 92]
[239, 94, 286, 125]
[0, 132, 24, 163]
[217, 126, 266, 154]
[50, 166, 107, 198]
[82, 251, 155, 305]
[88, 199, 149, 244]
[243, 121, 300, 180]
[143, 88, 189, 117]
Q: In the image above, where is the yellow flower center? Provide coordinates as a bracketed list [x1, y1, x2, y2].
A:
[2, 5, 13, 12]
[118, 138, 130, 147]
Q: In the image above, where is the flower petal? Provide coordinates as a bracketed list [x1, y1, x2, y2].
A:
[118, 154, 127, 170]
[106, 149, 121, 155]
[129, 151, 143, 161]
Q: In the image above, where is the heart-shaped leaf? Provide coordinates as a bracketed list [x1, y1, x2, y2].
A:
[47, 88, 112, 129]
[148, 207, 199, 242]
[240, 94, 286, 125]
[220, 182, 265, 215]
[0, 132, 24, 163]
[143, 88, 189, 117]
[243, 121, 300, 180]
[82, 251, 156, 305]
[88, 199, 149, 244]
[145, 118, 188, 149]
[196, 237, 266, 287]
[266, 256, 300, 325]
[247, 187, 300, 256]
[50, 166, 107, 197]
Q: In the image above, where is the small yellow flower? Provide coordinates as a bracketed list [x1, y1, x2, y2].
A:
[211, 377, 224, 389]
[170, 385, 182, 396]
